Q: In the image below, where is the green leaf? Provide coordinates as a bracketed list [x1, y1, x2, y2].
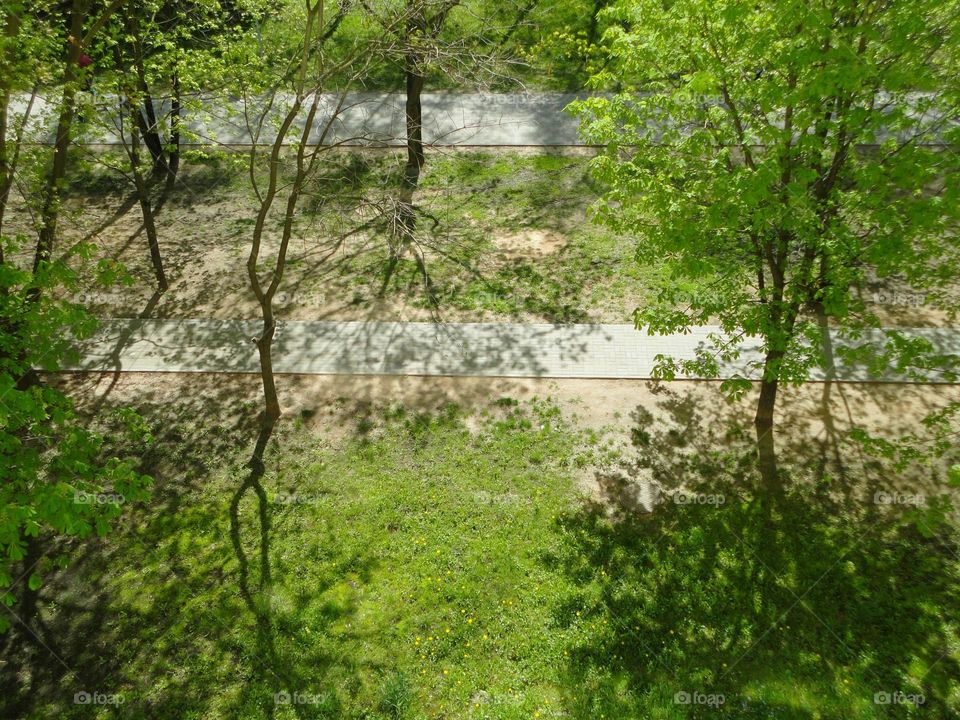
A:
[949, 465, 960, 488]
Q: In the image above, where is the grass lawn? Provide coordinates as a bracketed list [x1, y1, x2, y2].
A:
[4, 392, 958, 719]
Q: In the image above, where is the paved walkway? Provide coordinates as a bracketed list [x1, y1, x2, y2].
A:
[60, 319, 960, 383]
[19, 92, 587, 147]
[17, 91, 955, 147]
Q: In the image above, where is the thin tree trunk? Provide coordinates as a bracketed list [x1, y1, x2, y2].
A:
[33, 0, 85, 275]
[155, 73, 181, 213]
[400, 60, 425, 234]
[247, 87, 318, 423]
[138, 92, 166, 176]
[0, 7, 18, 258]
[754, 350, 782, 489]
[0, 85, 10, 266]
[381, 58, 425, 296]
[255, 316, 281, 423]
[127, 101, 167, 291]
[126, 11, 166, 175]
[167, 72, 180, 178]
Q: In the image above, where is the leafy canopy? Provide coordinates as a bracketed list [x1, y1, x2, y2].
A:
[0, 242, 152, 631]
[574, 0, 960, 389]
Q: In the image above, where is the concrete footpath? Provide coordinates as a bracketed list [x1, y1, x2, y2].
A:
[18, 92, 587, 147]
[59, 319, 960, 383]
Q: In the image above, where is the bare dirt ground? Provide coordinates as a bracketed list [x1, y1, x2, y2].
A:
[54, 371, 960, 513]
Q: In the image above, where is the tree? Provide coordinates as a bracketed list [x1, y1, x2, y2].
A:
[574, 0, 960, 485]
[220, 4, 398, 680]
[397, 0, 459, 222]
[0, 0, 151, 635]
[32, 0, 124, 277]
[70, 1, 280, 296]
[0, 255, 152, 632]
[120, 91, 169, 291]
[359, 0, 461, 295]
[366, 0, 511, 297]
[0, 1, 51, 251]
[240, 0, 387, 425]
[108, 0, 278, 182]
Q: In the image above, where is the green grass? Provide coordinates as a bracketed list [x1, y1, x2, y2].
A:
[4, 396, 959, 719]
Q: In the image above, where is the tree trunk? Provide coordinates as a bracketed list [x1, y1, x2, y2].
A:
[167, 72, 180, 178]
[155, 74, 181, 213]
[0, 82, 10, 265]
[380, 59, 425, 296]
[127, 102, 167, 291]
[400, 60, 425, 236]
[754, 350, 783, 490]
[255, 315, 281, 423]
[137, 92, 166, 176]
[126, 11, 166, 176]
[33, 0, 85, 275]
[0, 7, 17, 257]
[404, 66, 425, 190]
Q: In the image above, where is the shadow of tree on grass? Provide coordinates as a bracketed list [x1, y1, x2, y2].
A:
[547, 385, 960, 719]
[0, 383, 373, 719]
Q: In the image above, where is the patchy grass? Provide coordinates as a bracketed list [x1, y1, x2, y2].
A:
[7, 148, 665, 323]
[3, 394, 959, 719]
[300, 150, 665, 322]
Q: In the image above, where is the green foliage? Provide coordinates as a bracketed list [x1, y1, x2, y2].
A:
[850, 400, 960, 473]
[0, 2, 60, 91]
[573, 0, 960, 393]
[0, 241, 151, 631]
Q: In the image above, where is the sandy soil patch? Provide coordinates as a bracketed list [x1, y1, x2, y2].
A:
[493, 229, 565, 259]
